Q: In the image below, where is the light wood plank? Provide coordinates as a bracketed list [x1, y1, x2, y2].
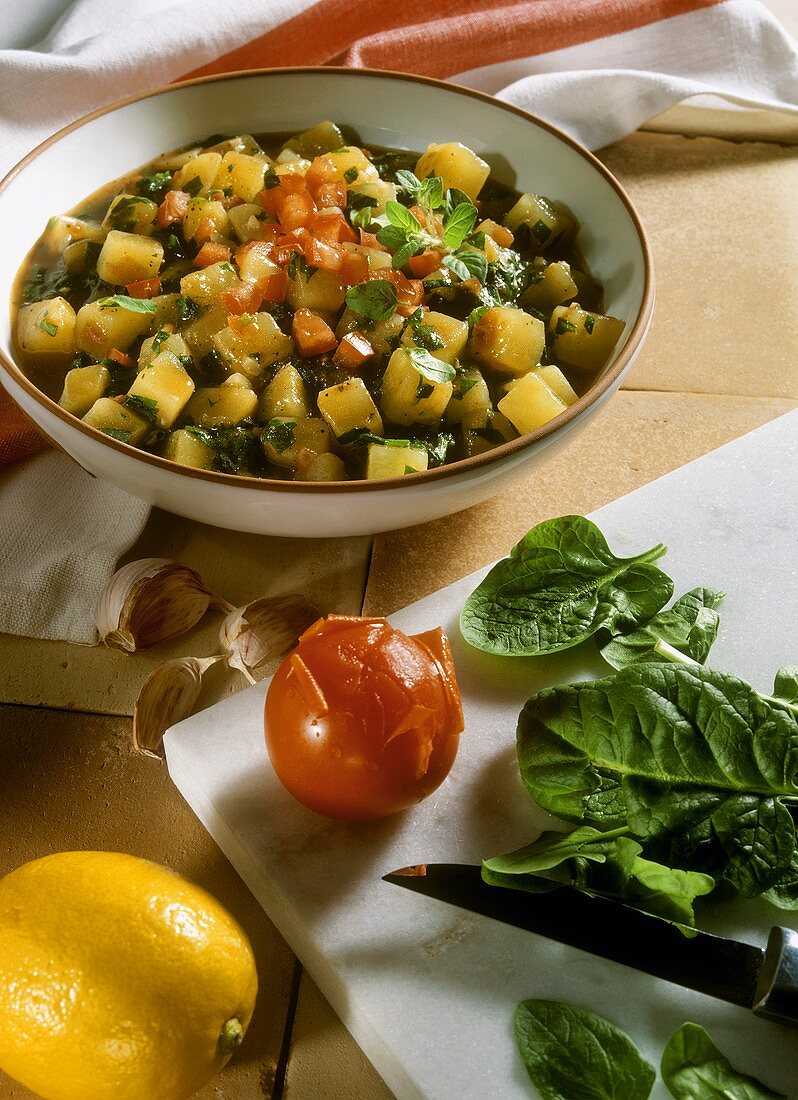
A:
[0, 705, 295, 1098]
[603, 134, 798, 399]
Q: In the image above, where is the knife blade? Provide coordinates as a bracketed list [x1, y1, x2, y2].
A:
[383, 863, 798, 1028]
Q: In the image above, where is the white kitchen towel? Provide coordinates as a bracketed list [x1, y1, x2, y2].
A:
[0, 0, 796, 644]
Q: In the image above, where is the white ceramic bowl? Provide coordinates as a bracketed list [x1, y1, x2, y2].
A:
[0, 68, 653, 537]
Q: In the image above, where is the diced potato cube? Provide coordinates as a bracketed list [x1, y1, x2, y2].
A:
[41, 215, 104, 257]
[503, 194, 574, 253]
[82, 397, 150, 444]
[380, 348, 453, 427]
[347, 179, 397, 214]
[102, 194, 158, 235]
[96, 230, 163, 285]
[183, 199, 231, 242]
[534, 364, 578, 406]
[286, 121, 346, 158]
[365, 441, 429, 479]
[286, 266, 346, 313]
[75, 299, 151, 358]
[498, 371, 567, 434]
[127, 352, 194, 429]
[163, 428, 215, 469]
[63, 238, 102, 276]
[444, 366, 491, 424]
[317, 377, 383, 439]
[296, 452, 347, 482]
[339, 242, 393, 271]
[326, 147, 378, 184]
[336, 309, 403, 355]
[275, 158, 312, 177]
[179, 261, 238, 306]
[237, 246, 281, 285]
[138, 331, 191, 370]
[17, 298, 76, 357]
[213, 312, 293, 382]
[470, 306, 545, 376]
[401, 310, 468, 366]
[212, 152, 269, 203]
[521, 261, 578, 312]
[173, 152, 223, 197]
[180, 302, 228, 359]
[549, 304, 625, 372]
[460, 409, 517, 458]
[262, 416, 332, 469]
[228, 203, 265, 244]
[149, 293, 180, 330]
[59, 363, 111, 417]
[415, 142, 489, 200]
[257, 364, 309, 421]
[206, 134, 264, 157]
[185, 376, 257, 428]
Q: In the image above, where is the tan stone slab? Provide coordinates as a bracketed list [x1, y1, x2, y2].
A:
[0, 512, 370, 715]
[283, 974, 394, 1100]
[600, 133, 798, 399]
[363, 391, 795, 617]
[0, 705, 295, 1099]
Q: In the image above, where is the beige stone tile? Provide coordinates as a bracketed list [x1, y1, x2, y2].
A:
[600, 133, 798, 399]
[284, 974, 394, 1100]
[364, 392, 794, 617]
[0, 705, 295, 1099]
[0, 511, 370, 715]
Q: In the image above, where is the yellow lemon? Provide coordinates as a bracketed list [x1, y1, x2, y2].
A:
[0, 851, 258, 1100]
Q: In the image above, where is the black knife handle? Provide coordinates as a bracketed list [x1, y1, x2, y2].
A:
[753, 928, 798, 1028]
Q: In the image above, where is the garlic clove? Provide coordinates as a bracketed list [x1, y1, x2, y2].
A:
[97, 558, 234, 652]
[220, 595, 320, 684]
[133, 654, 225, 758]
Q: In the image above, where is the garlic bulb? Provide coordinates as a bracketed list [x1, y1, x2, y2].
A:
[133, 654, 225, 758]
[220, 594, 319, 683]
[97, 558, 234, 652]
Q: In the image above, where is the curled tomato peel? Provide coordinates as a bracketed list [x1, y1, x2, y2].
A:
[264, 616, 463, 821]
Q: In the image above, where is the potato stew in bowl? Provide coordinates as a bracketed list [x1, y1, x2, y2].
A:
[13, 121, 623, 482]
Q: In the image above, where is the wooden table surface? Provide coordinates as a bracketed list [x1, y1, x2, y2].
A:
[1, 122, 797, 1098]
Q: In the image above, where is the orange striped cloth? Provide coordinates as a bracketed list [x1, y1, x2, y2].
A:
[2, 0, 796, 468]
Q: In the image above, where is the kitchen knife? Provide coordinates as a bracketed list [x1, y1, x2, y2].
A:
[383, 863, 798, 1028]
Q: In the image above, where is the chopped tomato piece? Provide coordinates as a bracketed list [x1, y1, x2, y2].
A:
[194, 241, 232, 267]
[235, 239, 271, 269]
[260, 221, 282, 243]
[339, 251, 370, 287]
[333, 331, 375, 370]
[221, 281, 263, 315]
[408, 249, 444, 278]
[292, 308, 338, 356]
[194, 217, 217, 244]
[359, 229, 380, 249]
[304, 237, 343, 272]
[278, 190, 316, 231]
[309, 212, 356, 245]
[228, 312, 258, 336]
[306, 155, 343, 192]
[314, 180, 347, 210]
[491, 224, 514, 247]
[258, 270, 288, 302]
[106, 348, 135, 368]
[155, 190, 190, 228]
[259, 185, 287, 218]
[279, 172, 308, 194]
[124, 277, 161, 299]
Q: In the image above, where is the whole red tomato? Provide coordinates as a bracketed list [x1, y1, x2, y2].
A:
[264, 615, 464, 821]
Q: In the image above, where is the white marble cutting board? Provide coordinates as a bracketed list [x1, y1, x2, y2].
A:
[165, 410, 798, 1100]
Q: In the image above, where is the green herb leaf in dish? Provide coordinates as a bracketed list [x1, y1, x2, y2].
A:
[513, 999, 656, 1100]
[344, 279, 398, 321]
[460, 515, 672, 657]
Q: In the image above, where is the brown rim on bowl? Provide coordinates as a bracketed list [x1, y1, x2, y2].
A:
[0, 66, 654, 494]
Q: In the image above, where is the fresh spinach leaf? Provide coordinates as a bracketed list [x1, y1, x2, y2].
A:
[513, 999, 656, 1100]
[405, 308, 444, 350]
[772, 666, 798, 710]
[763, 848, 798, 910]
[136, 170, 173, 201]
[600, 588, 725, 670]
[407, 347, 456, 385]
[478, 247, 530, 306]
[661, 1023, 785, 1099]
[176, 294, 204, 325]
[516, 663, 798, 896]
[460, 515, 672, 657]
[483, 826, 714, 928]
[345, 279, 398, 321]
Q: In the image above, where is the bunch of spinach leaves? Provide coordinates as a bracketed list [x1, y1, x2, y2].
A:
[466, 515, 798, 919]
[513, 1001, 784, 1100]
